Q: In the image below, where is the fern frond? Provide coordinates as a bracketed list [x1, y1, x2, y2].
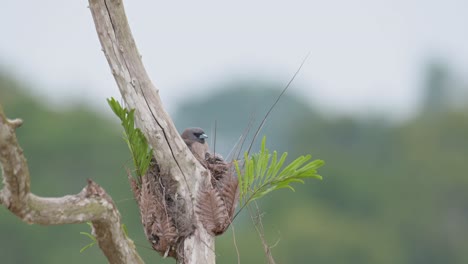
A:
[236, 136, 324, 209]
[196, 189, 229, 235]
[107, 98, 152, 181]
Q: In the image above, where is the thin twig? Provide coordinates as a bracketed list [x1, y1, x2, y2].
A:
[226, 135, 242, 162]
[230, 223, 241, 264]
[246, 52, 311, 156]
[248, 201, 277, 264]
[233, 113, 256, 162]
[213, 120, 217, 157]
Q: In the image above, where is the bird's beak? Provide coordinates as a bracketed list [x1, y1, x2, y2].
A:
[199, 133, 208, 139]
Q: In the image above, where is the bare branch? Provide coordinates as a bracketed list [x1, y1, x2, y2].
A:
[0, 105, 143, 264]
[249, 202, 277, 264]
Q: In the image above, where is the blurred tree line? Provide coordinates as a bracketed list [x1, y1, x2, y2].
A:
[0, 62, 467, 263]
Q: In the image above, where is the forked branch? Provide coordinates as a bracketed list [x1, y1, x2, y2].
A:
[0, 105, 143, 264]
[88, 0, 215, 263]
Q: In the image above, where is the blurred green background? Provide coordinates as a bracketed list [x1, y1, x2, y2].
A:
[1, 59, 468, 263]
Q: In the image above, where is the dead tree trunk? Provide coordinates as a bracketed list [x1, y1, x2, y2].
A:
[88, 0, 216, 263]
[1, 1, 219, 262]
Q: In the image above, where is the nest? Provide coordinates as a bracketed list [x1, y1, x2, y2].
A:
[129, 154, 239, 260]
[129, 158, 193, 259]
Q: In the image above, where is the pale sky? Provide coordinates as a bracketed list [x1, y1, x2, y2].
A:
[1, 0, 468, 119]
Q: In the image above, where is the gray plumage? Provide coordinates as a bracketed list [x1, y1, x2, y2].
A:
[181, 127, 209, 162]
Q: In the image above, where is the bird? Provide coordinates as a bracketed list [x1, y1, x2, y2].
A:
[181, 127, 209, 162]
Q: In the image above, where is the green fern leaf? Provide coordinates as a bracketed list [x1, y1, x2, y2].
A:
[235, 136, 324, 210]
[107, 97, 152, 183]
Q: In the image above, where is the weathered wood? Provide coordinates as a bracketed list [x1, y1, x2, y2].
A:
[88, 0, 215, 263]
[0, 105, 143, 264]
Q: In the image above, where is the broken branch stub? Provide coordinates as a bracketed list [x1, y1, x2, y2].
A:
[0, 105, 143, 264]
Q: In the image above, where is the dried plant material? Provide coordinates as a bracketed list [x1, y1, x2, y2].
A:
[206, 153, 230, 181]
[140, 176, 177, 253]
[125, 134, 239, 256]
[127, 158, 197, 259]
[217, 172, 239, 219]
[196, 188, 229, 236]
[202, 153, 240, 235]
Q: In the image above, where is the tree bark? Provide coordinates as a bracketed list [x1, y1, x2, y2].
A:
[0, 105, 143, 264]
[88, 0, 216, 263]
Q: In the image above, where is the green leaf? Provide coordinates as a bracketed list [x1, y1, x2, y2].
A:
[80, 242, 96, 253]
[79, 232, 96, 242]
[236, 136, 324, 211]
[234, 160, 244, 204]
[79, 223, 97, 253]
[107, 97, 153, 183]
[265, 150, 277, 180]
[121, 224, 129, 238]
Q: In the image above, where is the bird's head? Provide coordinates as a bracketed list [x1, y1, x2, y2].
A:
[181, 127, 208, 144]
